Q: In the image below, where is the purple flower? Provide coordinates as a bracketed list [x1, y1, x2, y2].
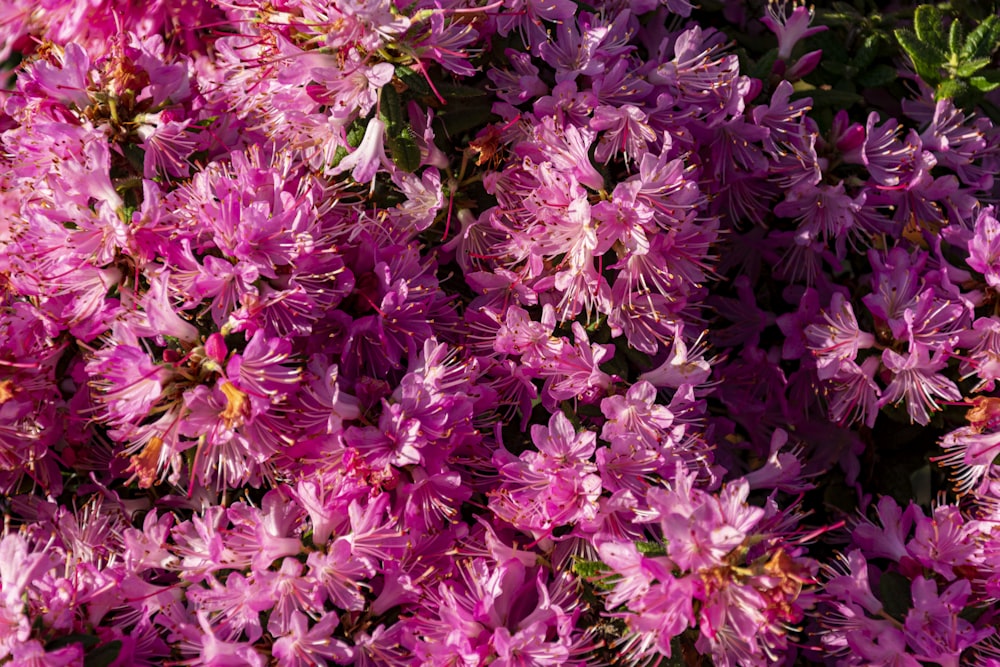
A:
[967, 207, 1000, 288]
[761, 2, 827, 60]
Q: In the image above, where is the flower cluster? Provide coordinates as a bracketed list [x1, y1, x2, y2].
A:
[3, 0, 1000, 665]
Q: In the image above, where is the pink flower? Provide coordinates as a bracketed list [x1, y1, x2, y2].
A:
[273, 611, 354, 666]
[761, 3, 827, 60]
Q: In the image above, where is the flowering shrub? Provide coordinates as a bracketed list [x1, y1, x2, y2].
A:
[3, 0, 1000, 665]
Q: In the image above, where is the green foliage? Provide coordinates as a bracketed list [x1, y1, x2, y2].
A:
[895, 5, 1000, 107]
[379, 85, 421, 172]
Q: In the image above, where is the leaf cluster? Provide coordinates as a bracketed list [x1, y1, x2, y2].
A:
[895, 5, 1000, 108]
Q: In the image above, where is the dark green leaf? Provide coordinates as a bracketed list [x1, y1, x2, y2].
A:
[385, 124, 421, 172]
[854, 34, 881, 70]
[435, 83, 490, 100]
[949, 18, 965, 56]
[821, 59, 849, 76]
[856, 64, 898, 88]
[84, 642, 122, 667]
[395, 66, 430, 96]
[749, 47, 778, 81]
[122, 142, 146, 175]
[879, 571, 913, 622]
[956, 57, 991, 77]
[959, 604, 990, 623]
[379, 84, 407, 131]
[438, 104, 497, 138]
[896, 28, 946, 82]
[914, 5, 947, 52]
[961, 16, 1000, 61]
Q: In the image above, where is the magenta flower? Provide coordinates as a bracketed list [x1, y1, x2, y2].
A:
[273, 611, 354, 666]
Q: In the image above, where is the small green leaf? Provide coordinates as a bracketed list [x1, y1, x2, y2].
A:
[969, 74, 1000, 92]
[329, 144, 349, 168]
[949, 18, 965, 56]
[346, 119, 367, 148]
[879, 571, 913, 622]
[635, 541, 668, 557]
[854, 33, 881, 70]
[914, 5, 947, 52]
[956, 57, 991, 77]
[936, 77, 968, 99]
[573, 558, 608, 580]
[896, 28, 946, 82]
[961, 16, 1000, 61]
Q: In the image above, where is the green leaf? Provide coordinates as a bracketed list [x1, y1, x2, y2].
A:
[854, 33, 881, 70]
[346, 119, 367, 148]
[969, 74, 1000, 92]
[379, 85, 421, 172]
[956, 57, 991, 77]
[959, 603, 990, 623]
[879, 571, 913, 622]
[438, 103, 497, 138]
[573, 558, 608, 580]
[961, 16, 1000, 61]
[749, 47, 778, 81]
[329, 144, 349, 168]
[379, 84, 407, 131]
[635, 541, 668, 557]
[896, 28, 946, 82]
[935, 77, 969, 99]
[395, 66, 430, 96]
[84, 642, 123, 667]
[385, 124, 421, 172]
[122, 142, 146, 175]
[949, 18, 965, 56]
[856, 64, 898, 88]
[820, 59, 848, 76]
[914, 5, 947, 52]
